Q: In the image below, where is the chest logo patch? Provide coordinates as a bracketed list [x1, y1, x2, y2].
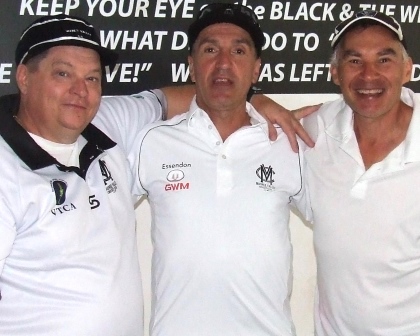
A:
[256, 164, 276, 191]
[167, 169, 185, 182]
[99, 159, 118, 194]
[165, 169, 189, 191]
[50, 179, 77, 216]
[51, 179, 67, 205]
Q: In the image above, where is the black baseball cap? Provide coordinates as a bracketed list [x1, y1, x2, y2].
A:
[331, 9, 405, 49]
[188, 3, 265, 57]
[15, 14, 118, 67]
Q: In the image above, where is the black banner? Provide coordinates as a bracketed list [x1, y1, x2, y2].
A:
[1, 0, 420, 96]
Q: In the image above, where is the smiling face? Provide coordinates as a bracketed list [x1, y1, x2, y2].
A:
[330, 24, 412, 121]
[16, 45, 102, 144]
[188, 23, 261, 116]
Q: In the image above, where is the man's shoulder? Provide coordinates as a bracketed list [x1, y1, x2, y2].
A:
[99, 91, 162, 114]
[317, 96, 347, 118]
[139, 112, 189, 137]
[302, 96, 347, 142]
[93, 91, 165, 139]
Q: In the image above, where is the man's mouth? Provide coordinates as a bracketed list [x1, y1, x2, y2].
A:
[214, 78, 231, 84]
[64, 103, 87, 111]
[356, 89, 383, 95]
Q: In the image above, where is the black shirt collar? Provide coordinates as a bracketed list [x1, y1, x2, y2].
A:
[0, 94, 116, 178]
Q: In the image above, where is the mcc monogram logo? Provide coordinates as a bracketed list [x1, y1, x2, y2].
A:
[256, 164, 276, 191]
[256, 164, 275, 185]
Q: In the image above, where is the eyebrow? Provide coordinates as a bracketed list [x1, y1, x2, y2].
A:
[197, 37, 253, 48]
[377, 47, 398, 57]
[341, 47, 398, 59]
[52, 60, 102, 73]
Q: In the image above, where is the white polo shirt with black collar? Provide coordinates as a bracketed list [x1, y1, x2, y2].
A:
[131, 98, 310, 336]
[0, 91, 163, 336]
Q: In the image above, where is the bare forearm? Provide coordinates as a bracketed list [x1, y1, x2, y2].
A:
[160, 84, 196, 119]
[250, 94, 316, 151]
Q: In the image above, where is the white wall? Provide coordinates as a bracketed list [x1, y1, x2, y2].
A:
[136, 93, 340, 336]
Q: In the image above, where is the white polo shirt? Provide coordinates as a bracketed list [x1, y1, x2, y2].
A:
[131, 98, 310, 336]
[304, 87, 420, 335]
[0, 91, 163, 336]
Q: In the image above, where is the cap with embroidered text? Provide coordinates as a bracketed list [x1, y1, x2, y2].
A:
[15, 14, 118, 67]
[331, 10, 405, 49]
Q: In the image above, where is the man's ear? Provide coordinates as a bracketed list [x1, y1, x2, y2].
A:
[252, 58, 261, 84]
[330, 65, 341, 87]
[16, 64, 29, 95]
[402, 56, 413, 85]
[188, 55, 195, 83]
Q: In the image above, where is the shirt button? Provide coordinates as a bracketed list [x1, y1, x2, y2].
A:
[222, 155, 227, 159]
[208, 125, 212, 129]
[216, 141, 221, 145]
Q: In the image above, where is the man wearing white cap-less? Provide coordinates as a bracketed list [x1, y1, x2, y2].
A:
[303, 10, 420, 335]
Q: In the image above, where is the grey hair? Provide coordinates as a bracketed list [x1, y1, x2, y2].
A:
[24, 49, 50, 72]
[330, 38, 409, 66]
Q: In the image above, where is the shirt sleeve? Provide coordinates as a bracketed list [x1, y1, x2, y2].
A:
[126, 113, 185, 198]
[290, 145, 313, 223]
[92, 90, 166, 156]
[0, 200, 17, 277]
[126, 123, 157, 198]
[302, 111, 319, 145]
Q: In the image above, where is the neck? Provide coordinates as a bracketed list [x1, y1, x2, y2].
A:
[354, 102, 412, 169]
[207, 107, 251, 141]
[15, 110, 79, 144]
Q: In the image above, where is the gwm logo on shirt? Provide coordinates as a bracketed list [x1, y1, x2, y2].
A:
[165, 169, 189, 191]
[50, 179, 76, 215]
[256, 164, 276, 191]
[167, 169, 185, 182]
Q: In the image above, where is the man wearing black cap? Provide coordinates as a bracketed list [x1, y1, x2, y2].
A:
[0, 12, 316, 336]
[303, 10, 419, 335]
[0, 14, 163, 336]
[129, 3, 310, 335]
